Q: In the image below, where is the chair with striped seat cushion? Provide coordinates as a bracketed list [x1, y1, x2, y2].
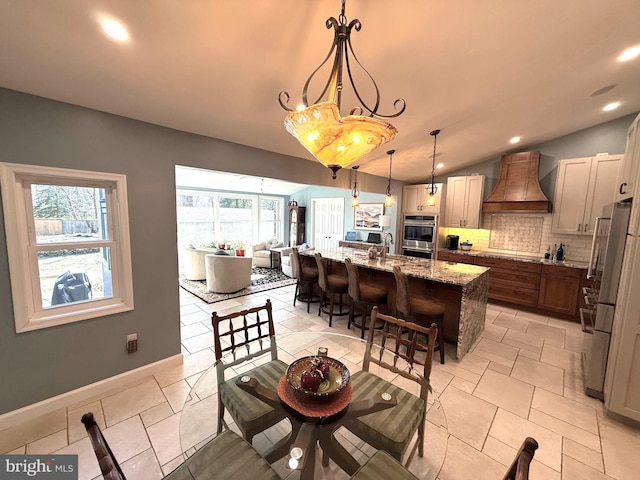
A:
[165, 430, 280, 480]
[343, 307, 437, 467]
[212, 299, 289, 444]
[82, 413, 281, 480]
[351, 450, 419, 480]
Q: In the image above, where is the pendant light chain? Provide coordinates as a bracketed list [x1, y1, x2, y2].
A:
[351, 165, 360, 207]
[429, 129, 440, 196]
[386, 149, 394, 196]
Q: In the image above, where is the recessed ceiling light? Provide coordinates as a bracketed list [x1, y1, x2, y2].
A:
[100, 18, 129, 42]
[436, 163, 444, 169]
[618, 45, 640, 62]
[603, 102, 621, 112]
[509, 136, 521, 144]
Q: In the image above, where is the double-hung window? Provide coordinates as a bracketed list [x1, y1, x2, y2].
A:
[0, 163, 134, 333]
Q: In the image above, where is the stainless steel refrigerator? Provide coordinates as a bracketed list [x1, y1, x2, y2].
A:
[581, 201, 632, 400]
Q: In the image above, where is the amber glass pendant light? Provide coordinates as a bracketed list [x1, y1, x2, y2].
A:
[279, 0, 406, 179]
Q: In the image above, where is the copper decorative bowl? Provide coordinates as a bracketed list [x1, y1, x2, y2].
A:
[286, 356, 350, 398]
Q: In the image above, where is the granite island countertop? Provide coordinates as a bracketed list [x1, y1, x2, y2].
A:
[304, 247, 489, 287]
[304, 247, 489, 360]
[438, 249, 589, 270]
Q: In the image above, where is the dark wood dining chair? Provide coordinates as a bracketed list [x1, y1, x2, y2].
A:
[212, 299, 289, 444]
[343, 306, 437, 467]
[291, 248, 319, 312]
[314, 252, 349, 326]
[344, 257, 388, 339]
[502, 437, 539, 480]
[393, 265, 446, 364]
[81, 412, 280, 480]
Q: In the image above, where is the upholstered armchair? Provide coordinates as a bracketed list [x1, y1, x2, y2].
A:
[251, 238, 283, 268]
[205, 254, 253, 293]
[182, 247, 217, 280]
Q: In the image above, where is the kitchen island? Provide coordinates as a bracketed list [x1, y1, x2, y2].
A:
[303, 247, 489, 360]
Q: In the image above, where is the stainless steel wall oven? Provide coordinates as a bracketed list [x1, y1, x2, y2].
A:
[402, 214, 437, 259]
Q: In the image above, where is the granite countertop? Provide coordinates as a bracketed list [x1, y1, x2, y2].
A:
[439, 249, 589, 270]
[306, 248, 489, 287]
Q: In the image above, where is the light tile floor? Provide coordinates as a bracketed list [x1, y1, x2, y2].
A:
[2, 285, 640, 480]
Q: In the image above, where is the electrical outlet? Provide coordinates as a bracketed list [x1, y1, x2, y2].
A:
[127, 333, 138, 354]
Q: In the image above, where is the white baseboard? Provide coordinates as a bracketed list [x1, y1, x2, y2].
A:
[0, 354, 183, 431]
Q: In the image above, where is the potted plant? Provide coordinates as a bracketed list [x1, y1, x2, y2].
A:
[235, 241, 246, 257]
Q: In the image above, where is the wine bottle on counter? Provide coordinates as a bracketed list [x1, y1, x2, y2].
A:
[557, 243, 564, 261]
[544, 246, 551, 260]
[551, 243, 557, 261]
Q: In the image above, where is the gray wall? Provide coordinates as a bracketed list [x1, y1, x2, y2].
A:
[436, 113, 637, 201]
[0, 88, 392, 414]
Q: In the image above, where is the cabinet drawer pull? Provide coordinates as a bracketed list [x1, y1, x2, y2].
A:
[577, 223, 581, 232]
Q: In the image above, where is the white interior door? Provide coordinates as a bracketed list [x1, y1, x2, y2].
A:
[312, 198, 344, 250]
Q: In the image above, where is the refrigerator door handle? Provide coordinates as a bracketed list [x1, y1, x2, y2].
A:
[580, 308, 595, 334]
[587, 216, 603, 279]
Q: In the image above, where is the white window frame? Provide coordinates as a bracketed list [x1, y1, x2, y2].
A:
[0, 162, 134, 333]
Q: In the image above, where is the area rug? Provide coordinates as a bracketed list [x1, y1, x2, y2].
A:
[179, 267, 296, 304]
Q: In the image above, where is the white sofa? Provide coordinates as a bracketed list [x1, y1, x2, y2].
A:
[281, 244, 314, 277]
[205, 254, 253, 293]
[183, 247, 217, 280]
[251, 239, 283, 268]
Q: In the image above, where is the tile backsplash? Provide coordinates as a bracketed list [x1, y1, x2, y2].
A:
[441, 213, 592, 262]
[489, 215, 543, 253]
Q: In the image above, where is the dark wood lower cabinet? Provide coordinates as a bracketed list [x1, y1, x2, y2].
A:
[436, 251, 586, 319]
[537, 265, 584, 316]
[474, 257, 541, 308]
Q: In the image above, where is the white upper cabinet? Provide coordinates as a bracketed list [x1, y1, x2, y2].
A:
[620, 113, 640, 236]
[617, 113, 640, 203]
[444, 175, 485, 228]
[402, 183, 444, 214]
[552, 155, 622, 236]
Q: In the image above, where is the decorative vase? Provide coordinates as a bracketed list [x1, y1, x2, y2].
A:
[236, 249, 245, 257]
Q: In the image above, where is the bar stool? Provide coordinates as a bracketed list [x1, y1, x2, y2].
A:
[314, 253, 349, 327]
[291, 248, 319, 313]
[344, 257, 388, 339]
[393, 265, 446, 364]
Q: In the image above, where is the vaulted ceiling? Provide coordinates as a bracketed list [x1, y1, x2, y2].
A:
[1, 1, 639, 183]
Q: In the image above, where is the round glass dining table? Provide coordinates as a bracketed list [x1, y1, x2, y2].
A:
[180, 331, 448, 480]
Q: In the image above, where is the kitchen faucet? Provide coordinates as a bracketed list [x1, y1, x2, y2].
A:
[380, 231, 394, 261]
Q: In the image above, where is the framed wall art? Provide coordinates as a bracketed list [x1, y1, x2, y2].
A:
[354, 203, 383, 230]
